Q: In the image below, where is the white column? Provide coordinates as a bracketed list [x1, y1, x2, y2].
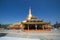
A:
[43, 25, 44, 30]
[28, 24, 29, 30]
[35, 24, 37, 30]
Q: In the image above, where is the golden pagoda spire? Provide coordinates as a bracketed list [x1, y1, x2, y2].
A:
[27, 7, 32, 20]
[22, 7, 32, 23]
[28, 7, 32, 17]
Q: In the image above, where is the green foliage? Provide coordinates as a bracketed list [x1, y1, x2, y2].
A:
[0, 24, 9, 29]
[53, 23, 60, 28]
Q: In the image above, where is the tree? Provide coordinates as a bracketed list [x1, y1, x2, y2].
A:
[0, 24, 1, 28]
[53, 23, 60, 28]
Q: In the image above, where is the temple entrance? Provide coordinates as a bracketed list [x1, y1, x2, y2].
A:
[24, 24, 28, 30]
[29, 24, 35, 30]
[24, 24, 43, 30]
[37, 24, 43, 30]
[24, 24, 36, 30]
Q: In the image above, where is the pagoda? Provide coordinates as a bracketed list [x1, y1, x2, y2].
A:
[21, 7, 51, 31]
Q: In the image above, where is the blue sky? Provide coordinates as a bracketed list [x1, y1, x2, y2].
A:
[0, 0, 60, 25]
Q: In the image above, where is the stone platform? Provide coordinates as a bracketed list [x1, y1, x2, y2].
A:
[23, 30, 51, 32]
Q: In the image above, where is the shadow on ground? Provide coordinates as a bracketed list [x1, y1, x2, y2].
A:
[0, 33, 7, 37]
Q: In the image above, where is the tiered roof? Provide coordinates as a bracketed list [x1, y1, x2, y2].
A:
[22, 7, 50, 24]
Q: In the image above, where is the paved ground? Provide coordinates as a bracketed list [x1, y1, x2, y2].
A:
[0, 29, 60, 40]
[0, 37, 40, 40]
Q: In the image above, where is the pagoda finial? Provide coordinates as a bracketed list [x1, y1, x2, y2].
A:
[28, 7, 32, 18]
[26, 7, 33, 20]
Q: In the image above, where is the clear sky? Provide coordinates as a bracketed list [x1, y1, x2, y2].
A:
[0, 0, 60, 25]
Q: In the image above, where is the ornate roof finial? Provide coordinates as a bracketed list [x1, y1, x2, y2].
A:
[28, 7, 32, 17]
[22, 7, 32, 22]
[27, 7, 32, 20]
